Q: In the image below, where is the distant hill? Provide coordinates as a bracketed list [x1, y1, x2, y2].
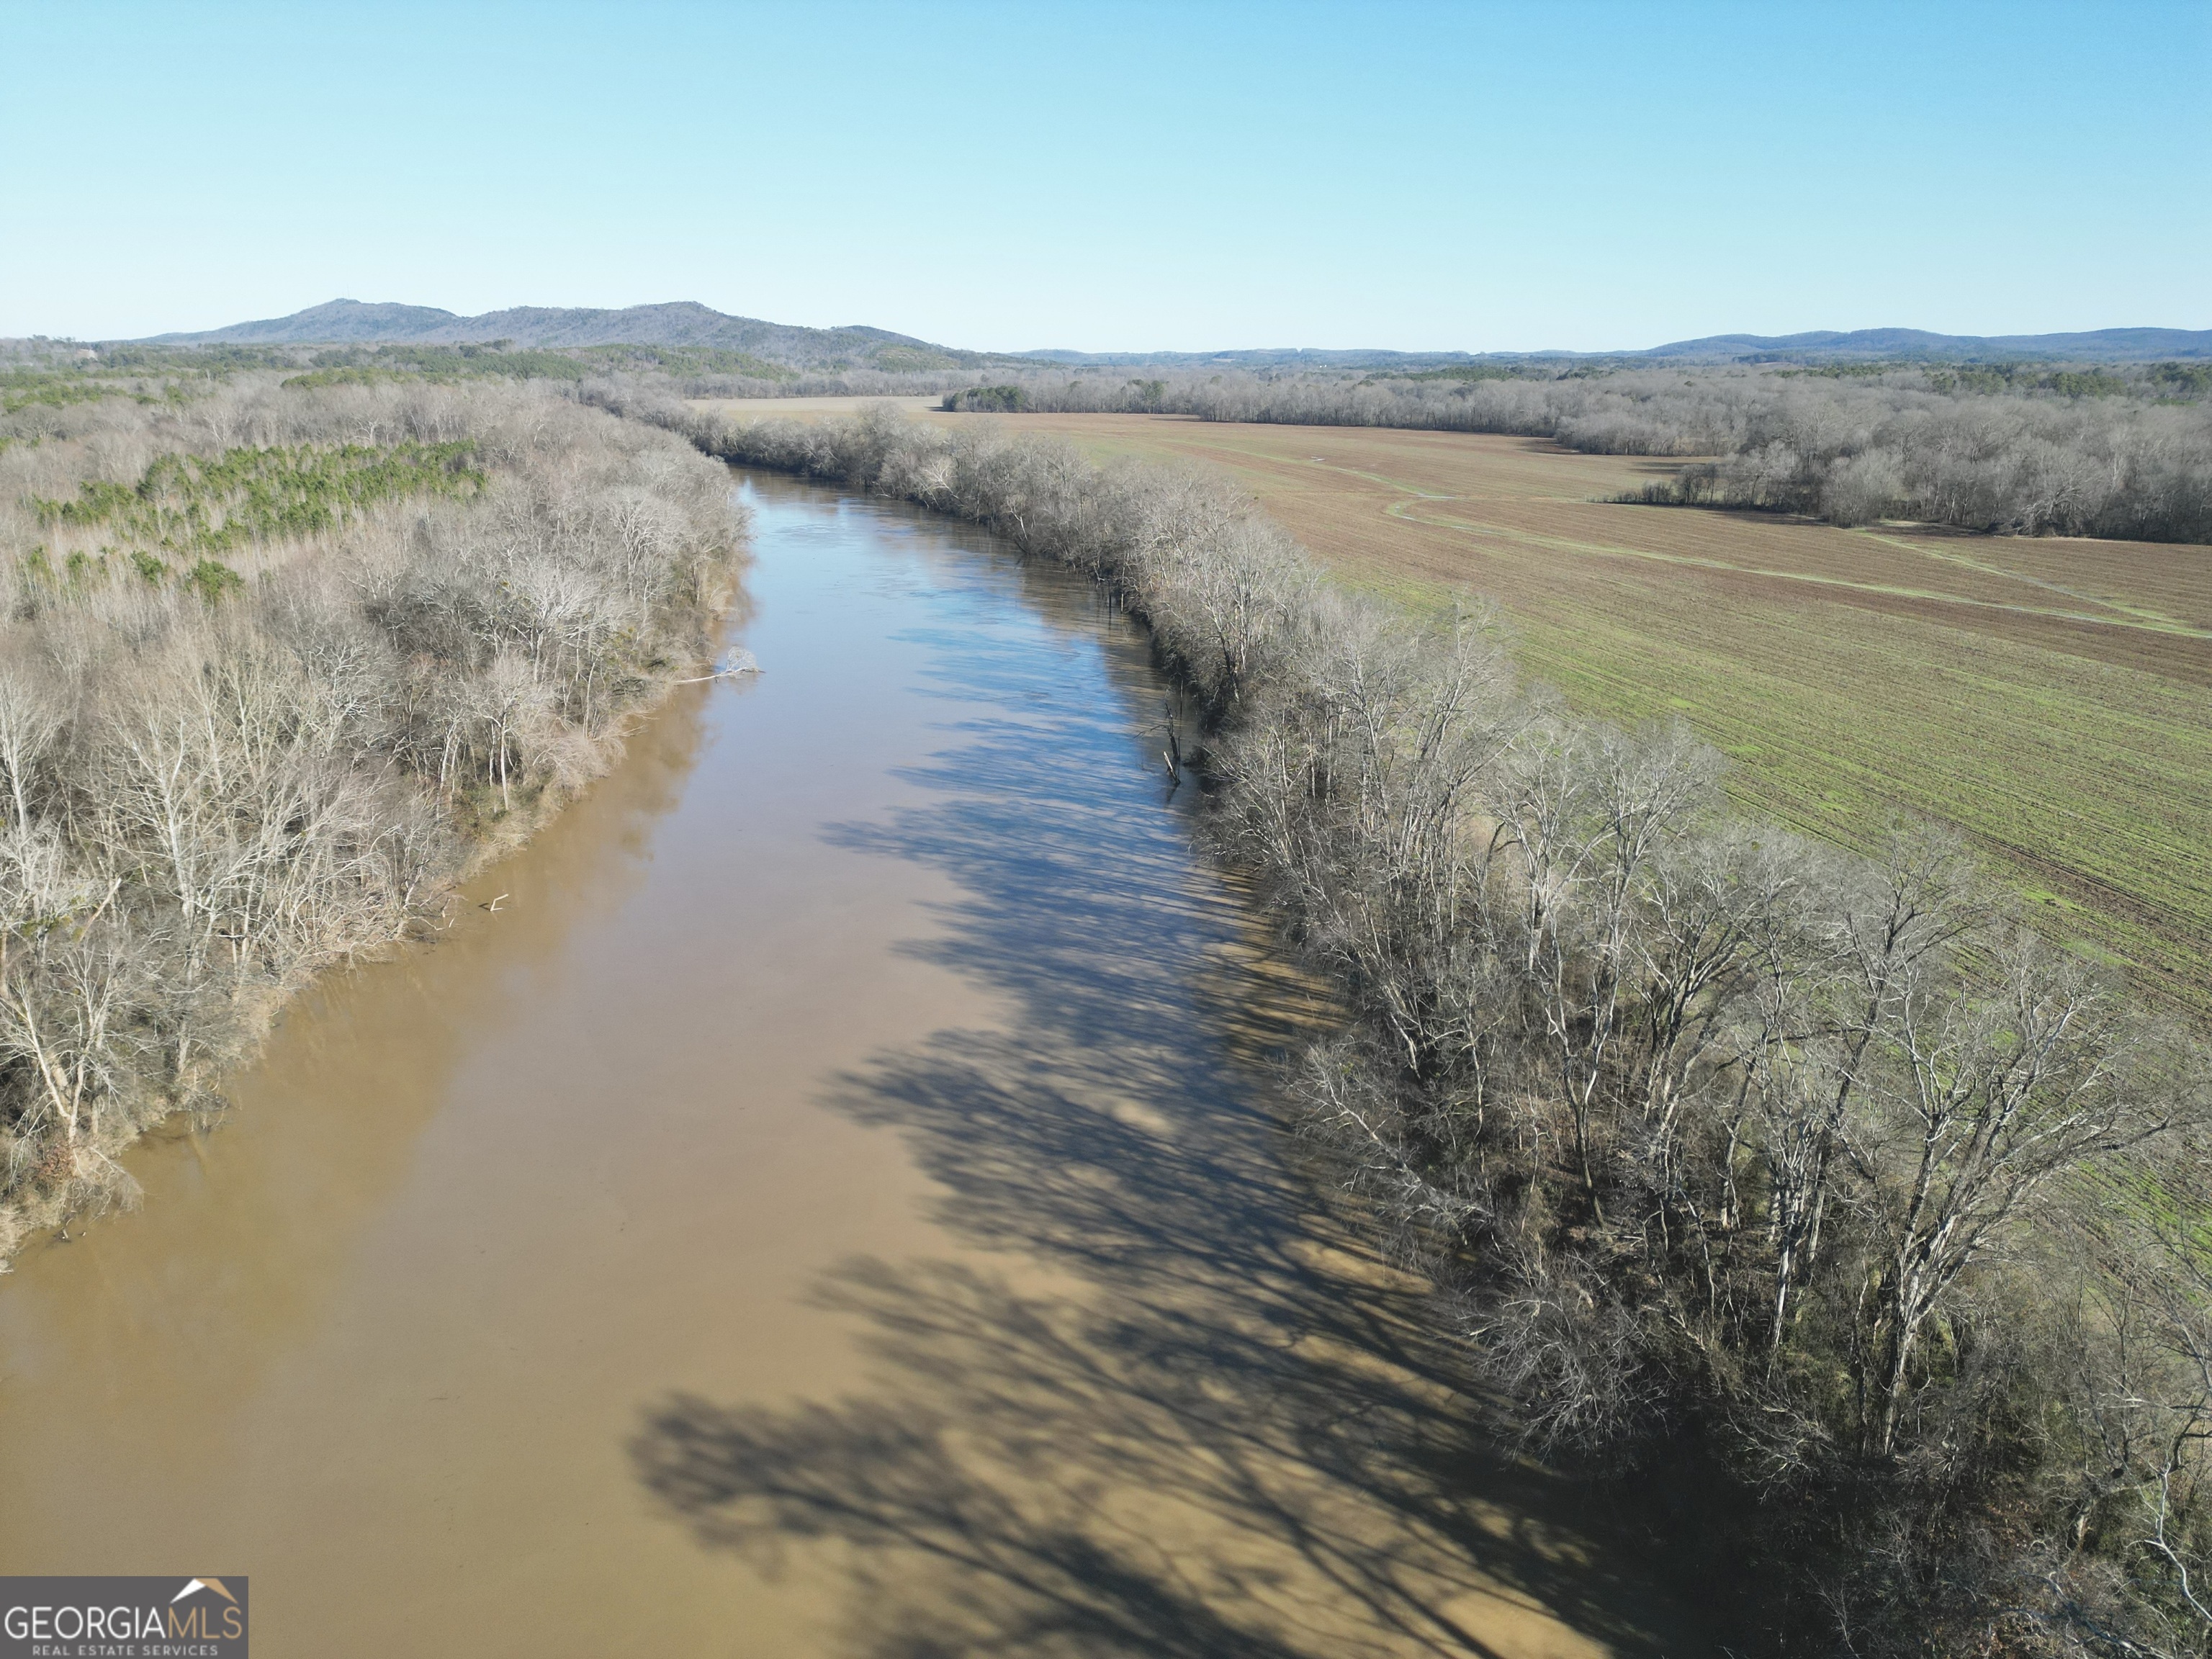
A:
[1640, 326, 2212, 362]
[1035, 328, 2212, 367]
[141, 299, 1025, 372]
[132, 300, 2212, 368]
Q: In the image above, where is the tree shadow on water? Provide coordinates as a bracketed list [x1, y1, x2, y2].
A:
[633, 561, 1706, 1656]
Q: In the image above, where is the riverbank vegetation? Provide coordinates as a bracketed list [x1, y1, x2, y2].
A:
[634, 396, 2211, 1658]
[896, 412, 2212, 1025]
[941, 360, 2212, 542]
[0, 377, 744, 1261]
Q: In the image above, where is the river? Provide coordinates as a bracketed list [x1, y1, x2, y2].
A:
[0, 473, 1702, 1657]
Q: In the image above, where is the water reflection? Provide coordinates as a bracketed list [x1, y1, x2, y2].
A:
[634, 481, 1700, 1657]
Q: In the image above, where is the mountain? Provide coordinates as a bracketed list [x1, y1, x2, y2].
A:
[135, 302, 2212, 367]
[141, 299, 1022, 370]
[1638, 327, 2212, 362]
[150, 298, 468, 344]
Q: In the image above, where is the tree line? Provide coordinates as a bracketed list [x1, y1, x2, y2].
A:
[0, 376, 745, 1260]
[940, 361, 2212, 543]
[588, 364, 1010, 404]
[0, 339, 1003, 431]
[630, 393, 2212, 1658]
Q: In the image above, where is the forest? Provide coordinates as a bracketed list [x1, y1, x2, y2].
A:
[1, 333, 1003, 411]
[626, 392, 2212, 1659]
[940, 359, 2212, 542]
[0, 372, 745, 1259]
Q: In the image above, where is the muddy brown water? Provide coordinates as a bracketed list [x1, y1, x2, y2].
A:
[0, 475, 1708, 1657]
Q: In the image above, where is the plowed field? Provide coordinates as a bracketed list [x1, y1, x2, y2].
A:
[699, 402, 2212, 1017]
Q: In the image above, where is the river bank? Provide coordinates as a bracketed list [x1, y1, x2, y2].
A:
[0, 475, 1702, 1655]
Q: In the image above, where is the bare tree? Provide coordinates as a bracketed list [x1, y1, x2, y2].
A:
[0, 656, 66, 830]
[1856, 942, 2172, 1456]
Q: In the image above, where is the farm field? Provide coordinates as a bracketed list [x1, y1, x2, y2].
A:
[696, 400, 2212, 1017]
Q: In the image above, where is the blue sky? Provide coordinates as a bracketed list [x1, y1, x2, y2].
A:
[3, 1, 2204, 351]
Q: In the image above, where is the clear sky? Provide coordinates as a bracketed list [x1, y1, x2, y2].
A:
[3, 0, 2205, 353]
